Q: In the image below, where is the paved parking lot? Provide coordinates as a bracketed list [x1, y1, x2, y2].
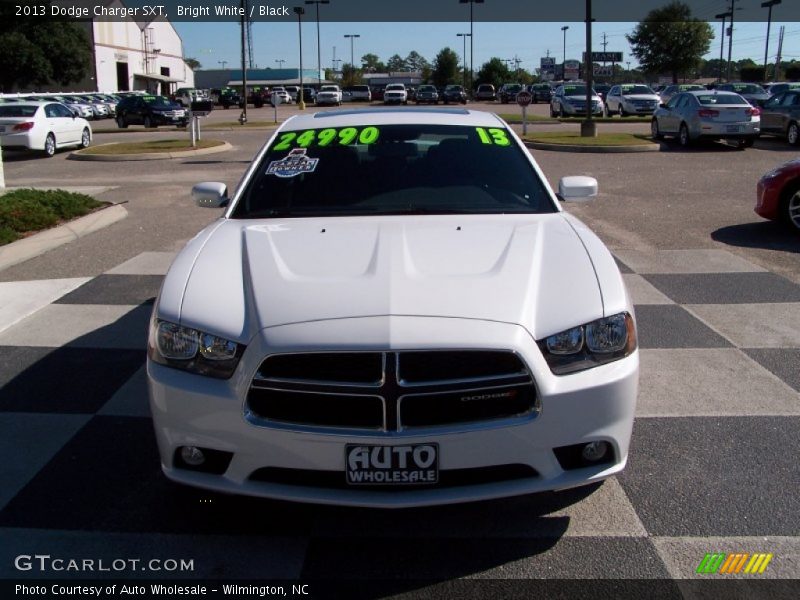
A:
[0, 106, 798, 596]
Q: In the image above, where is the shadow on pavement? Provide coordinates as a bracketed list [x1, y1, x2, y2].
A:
[712, 221, 799, 254]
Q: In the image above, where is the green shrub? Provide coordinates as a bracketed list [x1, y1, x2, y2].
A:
[0, 197, 59, 232]
[0, 226, 20, 245]
[0, 189, 106, 246]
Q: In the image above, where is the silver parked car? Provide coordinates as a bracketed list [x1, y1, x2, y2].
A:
[605, 84, 660, 116]
[550, 84, 604, 117]
[651, 90, 760, 148]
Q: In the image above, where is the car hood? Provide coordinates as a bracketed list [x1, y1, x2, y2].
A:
[621, 94, 660, 101]
[162, 215, 604, 344]
[564, 94, 601, 101]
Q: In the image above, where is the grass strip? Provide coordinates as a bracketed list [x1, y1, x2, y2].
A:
[523, 132, 656, 146]
[80, 139, 224, 154]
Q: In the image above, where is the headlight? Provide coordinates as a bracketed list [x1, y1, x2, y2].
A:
[148, 319, 245, 379]
[538, 313, 636, 375]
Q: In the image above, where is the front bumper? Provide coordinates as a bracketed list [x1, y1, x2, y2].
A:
[149, 316, 638, 508]
[755, 177, 781, 220]
[561, 103, 604, 116]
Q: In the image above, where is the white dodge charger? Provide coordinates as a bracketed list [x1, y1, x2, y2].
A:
[147, 108, 639, 507]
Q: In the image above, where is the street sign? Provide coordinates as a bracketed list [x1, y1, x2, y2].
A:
[540, 57, 556, 68]
[583, 51, 623, 63]
[516, 90, 532, 107]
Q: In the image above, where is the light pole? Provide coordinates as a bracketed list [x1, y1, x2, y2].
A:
[218, 60, 228, 69]
[561, 25, 569, 75]
[275, 59, 285, 69]
[305, 1, 329, 88]
[343, 34, 360, 69]
[239, 0, 248, 125]
[294, 6, 306, 110]
[726, 0, 741, 83]
[459, 0, 484, 95]
[457, 33, 471, 88]
[581, 0, 596, 138]
[762, 0, 781, 82]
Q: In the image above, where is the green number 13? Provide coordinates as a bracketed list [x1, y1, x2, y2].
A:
[476, 127, 511, 146]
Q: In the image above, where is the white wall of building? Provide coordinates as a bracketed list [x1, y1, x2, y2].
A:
[91, 4, 193, 93]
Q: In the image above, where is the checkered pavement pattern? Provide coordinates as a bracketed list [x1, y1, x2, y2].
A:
[0, 248, 798, 590]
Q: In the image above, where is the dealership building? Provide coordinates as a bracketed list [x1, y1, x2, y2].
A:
[23, 0, 193, 94]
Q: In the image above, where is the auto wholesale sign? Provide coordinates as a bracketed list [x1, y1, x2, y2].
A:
[564, 60, 580, 81]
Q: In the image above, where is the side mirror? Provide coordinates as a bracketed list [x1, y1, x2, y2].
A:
[558, 176, 598, 203]
[192, 182, 229, 208]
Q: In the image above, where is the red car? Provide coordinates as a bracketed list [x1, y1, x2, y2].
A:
[756, 158, 800, 232]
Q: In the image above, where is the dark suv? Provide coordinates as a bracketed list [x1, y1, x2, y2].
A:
[528, 83, 553, 103]
[442, 85, 467, 104]
[498, 83, 524, 104]
[115, 95, 188, 128]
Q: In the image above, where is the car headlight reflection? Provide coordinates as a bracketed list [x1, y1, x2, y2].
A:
[149, 319, 244, 379]
[539, 313, 636, 375]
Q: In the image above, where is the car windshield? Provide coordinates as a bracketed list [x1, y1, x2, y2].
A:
[729, 84, 764, 94]
[233, 124, 555, 219]
[142, 96, 173, 106]
[696, 93, 746, 105]
[386, 85, 404, 91]
[680, 85, 704, 91]
[0, 105, 39, 117]
[621, 85, 654, 95]
[418, 86, 436, 92]
[446, 86, 463, 91]
[320, 86, 338, 92]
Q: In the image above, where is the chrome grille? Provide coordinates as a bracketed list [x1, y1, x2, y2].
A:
[246, 351, 539, 433]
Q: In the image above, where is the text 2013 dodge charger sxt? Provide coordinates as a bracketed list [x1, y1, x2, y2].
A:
[147, 108, 639, 507]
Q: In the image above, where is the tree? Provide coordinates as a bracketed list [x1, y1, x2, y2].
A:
[386, 54, 406, 72]
[341, 63, 363, 87]
[361, 53, 385, 73]
[405, 51, 430, 73]
[185, 58, 201, 70]
[0, 7, 91, 92]
[626, 1, 713, 84]
[431, 47, 460, 87]
[475, 58, 511, 89]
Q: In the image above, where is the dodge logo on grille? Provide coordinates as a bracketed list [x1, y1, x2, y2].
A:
[459, 390, 518, 402]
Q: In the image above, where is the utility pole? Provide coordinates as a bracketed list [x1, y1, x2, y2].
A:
[239, 0, 247, 125]
[727, 0, 738, 82]
[775, 25, 784, 81]
[762, 1, 781, 82]
[715, 12, 730, 83]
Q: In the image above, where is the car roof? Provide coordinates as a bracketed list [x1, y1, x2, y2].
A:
[282, 108, 505, 130]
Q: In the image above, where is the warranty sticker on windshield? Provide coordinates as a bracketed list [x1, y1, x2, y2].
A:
[266, 148, 319, 178]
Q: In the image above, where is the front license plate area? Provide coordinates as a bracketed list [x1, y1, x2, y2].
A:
[345, 443, 439, 486]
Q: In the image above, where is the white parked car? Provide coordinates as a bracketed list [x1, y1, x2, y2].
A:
[315, 85, 342, 106]
[147, 109, 639, 507]
[605, 84, 661, 116]
[0, 101, 92, 156]
[383, 83, 408, 105]
[270, 87, 293, 105]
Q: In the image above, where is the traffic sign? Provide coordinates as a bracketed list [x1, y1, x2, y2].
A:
[516, 90, 532, 107]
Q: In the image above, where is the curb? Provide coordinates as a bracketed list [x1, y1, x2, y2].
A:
[67, 141, 233, 161]
[0, 204, 128, 272]
[524, 140, 662, 153]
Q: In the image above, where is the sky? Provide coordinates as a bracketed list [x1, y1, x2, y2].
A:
[174, 20, 799, 74]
